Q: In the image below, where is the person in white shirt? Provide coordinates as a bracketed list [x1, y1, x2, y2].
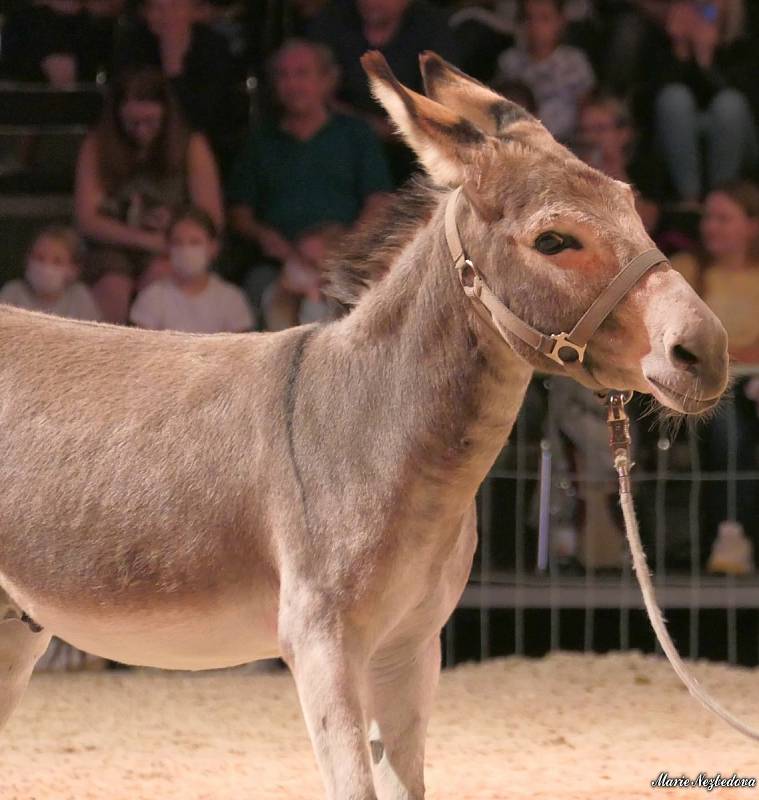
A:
[0, 225, 101, 321]
[130, 206, 255, 333]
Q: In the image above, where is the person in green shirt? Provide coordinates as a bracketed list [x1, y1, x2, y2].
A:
[226, 38, 392, 323]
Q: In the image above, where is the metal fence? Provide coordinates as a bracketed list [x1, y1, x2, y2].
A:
[445, 368, 759, 667]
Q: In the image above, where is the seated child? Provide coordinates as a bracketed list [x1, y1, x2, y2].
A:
[130, 207, 255, 333]
[0, 225, 101, 321]
[493, 0, 595, 143]
[262, 224, 340, 331]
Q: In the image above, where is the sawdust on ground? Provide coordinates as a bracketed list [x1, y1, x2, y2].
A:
[1, 651, 758, 799]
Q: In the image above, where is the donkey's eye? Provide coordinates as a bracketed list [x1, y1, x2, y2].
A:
[534, 232, 582, 255]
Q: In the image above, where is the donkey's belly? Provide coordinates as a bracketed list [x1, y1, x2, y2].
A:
[1, 576, 280, 670]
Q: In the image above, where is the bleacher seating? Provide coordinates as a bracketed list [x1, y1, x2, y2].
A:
[0, 82, 103, 282]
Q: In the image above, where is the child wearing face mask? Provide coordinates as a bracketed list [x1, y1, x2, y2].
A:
[0, 225, 101, 321]
[130, 206, 254, 332]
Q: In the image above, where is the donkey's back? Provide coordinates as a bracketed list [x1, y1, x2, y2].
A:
[0, 306, 303, 668]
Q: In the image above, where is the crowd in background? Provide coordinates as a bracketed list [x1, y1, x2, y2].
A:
[0, 0, 758, 579]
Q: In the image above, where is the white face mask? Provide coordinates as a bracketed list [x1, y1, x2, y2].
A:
[170, 244, 210, 279]
[25, 260, 69, 296]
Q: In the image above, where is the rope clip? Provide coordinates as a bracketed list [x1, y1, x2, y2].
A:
[606, 390, 634, 493]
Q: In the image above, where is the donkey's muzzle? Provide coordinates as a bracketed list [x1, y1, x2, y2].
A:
[664, 321, 729, 400]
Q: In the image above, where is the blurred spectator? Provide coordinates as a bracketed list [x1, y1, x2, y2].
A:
[286, 0, 331, 36]
[493, 0, 595, 143]
[0, 0, 124, 85]
[671, 181, 759, 572]
[447, 12, 512, 85]
[307, 0, 458, 119]
[2, 0, 83, 86]
[75, 68, 223, 324]
[488, 0, 593, 33]
[672, 181, 759, 361]
[194, 0, 249, 75]
[306, 0, 458, 180]
[575, 93, 667, 234]
[489, 78, 537, 114]
[83, 0, 129, 79]
[130, 206, 254, 331]
[651, 0, 756, 202]
[227, 39, 391, 314]
[262, 224, 340, 330]
[603, 1, 675, 92]
[0, 0, 124, 178]
[2, 0, 80, 86]
[543, 376, 626, 572]
[451, 0, 598, 83]
[0, 225, 101, 320]
[112, 0, 238, 160]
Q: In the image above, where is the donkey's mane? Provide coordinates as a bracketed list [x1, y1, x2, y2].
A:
[323, 178, 444, 314]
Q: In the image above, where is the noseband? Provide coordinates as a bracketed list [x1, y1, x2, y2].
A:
[444, 186, 668, 389]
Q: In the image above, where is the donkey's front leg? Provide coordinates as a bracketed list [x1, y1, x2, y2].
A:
[279, 592, 377, 800]
[0, 605, 52, 729]
[367, 635, 440, 800]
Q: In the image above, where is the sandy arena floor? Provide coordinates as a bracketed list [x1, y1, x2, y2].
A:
[1, 651, 758, 800]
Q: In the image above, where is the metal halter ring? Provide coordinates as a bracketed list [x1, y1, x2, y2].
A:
[546, 332, 586, 365]
[456, 259, 483, 298]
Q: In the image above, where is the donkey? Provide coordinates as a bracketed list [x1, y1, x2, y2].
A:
[0, 53, 727, 799]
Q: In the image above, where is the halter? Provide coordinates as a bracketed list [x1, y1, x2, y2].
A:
[444, 186, 667, 389]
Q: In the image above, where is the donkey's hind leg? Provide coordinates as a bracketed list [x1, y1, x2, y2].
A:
[0, 596, 52, 730]
[368, 635, 440, 800]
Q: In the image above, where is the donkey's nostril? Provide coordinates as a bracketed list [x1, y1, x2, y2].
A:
[669, 343, 700, 370]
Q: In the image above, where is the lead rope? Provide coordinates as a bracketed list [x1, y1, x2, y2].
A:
[606, 390, 759, 741]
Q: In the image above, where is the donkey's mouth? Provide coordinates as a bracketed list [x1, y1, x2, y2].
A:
[646, 376, 721, 415]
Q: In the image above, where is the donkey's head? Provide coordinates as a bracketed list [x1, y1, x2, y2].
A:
[362, 51, 729, 413]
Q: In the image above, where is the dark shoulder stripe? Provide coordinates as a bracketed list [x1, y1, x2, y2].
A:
[284, 327, 318, 535]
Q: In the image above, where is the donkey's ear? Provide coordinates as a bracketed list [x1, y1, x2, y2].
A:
[419, 51, 540, 138]
[362, 50, 488, 186]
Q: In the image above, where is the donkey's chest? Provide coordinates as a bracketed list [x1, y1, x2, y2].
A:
[361, 504, 479, 644]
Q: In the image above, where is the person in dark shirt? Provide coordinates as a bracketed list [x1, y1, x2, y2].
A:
[82, 0, 127, 80]
[226, 39, 392, 318]
[194, 0, 249, 78]
[0, 0, 123, 178]
[112, 0, 237, 164]
[306, 0, 459, 182]
[0, 0, 121, 85]
[648, 1, 756, 201]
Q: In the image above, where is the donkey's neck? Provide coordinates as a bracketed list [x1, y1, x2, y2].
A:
[343, 196, 533, 507]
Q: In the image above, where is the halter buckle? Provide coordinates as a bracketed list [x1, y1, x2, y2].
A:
[456, 259, 483, 298]
[547, 332, 586, 365]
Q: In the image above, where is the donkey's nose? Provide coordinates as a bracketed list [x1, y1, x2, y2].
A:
[665, 325, 728, 395]
[668, 342, 700, 372]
